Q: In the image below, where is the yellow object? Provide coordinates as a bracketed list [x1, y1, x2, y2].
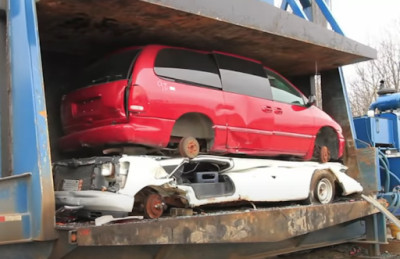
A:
[389, 223, 400, 239]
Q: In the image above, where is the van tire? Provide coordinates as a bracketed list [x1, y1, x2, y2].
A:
[179, 136, 200, 158]
[314, 145, 331, 163]
[312, 127, 338, 162]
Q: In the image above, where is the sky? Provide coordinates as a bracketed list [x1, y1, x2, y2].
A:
[331, 1, 400, 82]
[331, 0, 400, 45]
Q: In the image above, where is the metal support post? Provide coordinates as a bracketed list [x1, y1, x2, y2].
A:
[3, 0, 56, 241]
[365, 213, 387, 256]
[0, 6, 5, 175]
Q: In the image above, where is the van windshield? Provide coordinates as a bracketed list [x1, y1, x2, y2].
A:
[80, 48, 141, 87]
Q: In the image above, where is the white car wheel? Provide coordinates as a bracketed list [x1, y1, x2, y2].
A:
[305, 170, 336, 204]
[316, 178, 334, 204]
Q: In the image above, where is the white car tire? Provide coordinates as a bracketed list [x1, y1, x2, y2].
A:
[305, 170, 336, 204]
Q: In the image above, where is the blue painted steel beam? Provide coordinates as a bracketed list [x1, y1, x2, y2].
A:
[7, 0, 56, 240]
[280, 0, 308, 20]
[314, 0, 344, 35]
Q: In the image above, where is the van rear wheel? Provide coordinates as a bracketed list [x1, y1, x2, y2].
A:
[179, 136, 200, 158]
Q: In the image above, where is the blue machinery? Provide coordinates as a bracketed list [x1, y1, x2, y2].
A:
[354, 91, 400, 215]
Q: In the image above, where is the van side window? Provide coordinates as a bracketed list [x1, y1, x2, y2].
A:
[214, 54, 271, 99]
[154, 48, 222, 89]
[265, 69, 305, 106]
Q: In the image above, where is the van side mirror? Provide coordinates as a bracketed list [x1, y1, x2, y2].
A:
[307, 95, 316, 107]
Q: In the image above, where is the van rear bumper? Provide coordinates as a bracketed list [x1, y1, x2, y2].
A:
[59, 117, 175, 151]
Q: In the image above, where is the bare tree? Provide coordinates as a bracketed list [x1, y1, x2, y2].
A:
[348, 27, 400, 117]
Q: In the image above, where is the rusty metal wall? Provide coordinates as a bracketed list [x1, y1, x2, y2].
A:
[321, 69, 360, 179]
[355, 148, 379, 194]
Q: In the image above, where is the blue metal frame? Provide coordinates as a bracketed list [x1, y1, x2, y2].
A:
[0, 0, 56, 243]
[280, 0, 344, 36]
[280, 0, 308, 19]
[314, 0, 344, 35]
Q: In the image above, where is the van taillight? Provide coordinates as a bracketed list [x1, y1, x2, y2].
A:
[127, 84, 148, 115]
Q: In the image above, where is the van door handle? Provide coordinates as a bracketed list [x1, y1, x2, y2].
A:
[262, 105, 273, 112]
[274, 107, 283, 115]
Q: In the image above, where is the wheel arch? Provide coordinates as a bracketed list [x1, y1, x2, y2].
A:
[313, 126, 340, 160]
[171, 112, 215, 148]
[305, 169, 337, 204]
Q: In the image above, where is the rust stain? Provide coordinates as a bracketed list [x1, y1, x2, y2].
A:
[39, 110, 47, 118]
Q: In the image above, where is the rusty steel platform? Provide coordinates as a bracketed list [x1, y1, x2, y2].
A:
[64, 201, 379, 245]
[36, 0, 376, 77]
[50, 200, 380, 258]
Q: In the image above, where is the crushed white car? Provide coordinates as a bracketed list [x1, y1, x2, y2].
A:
[54, 155, 363, 219]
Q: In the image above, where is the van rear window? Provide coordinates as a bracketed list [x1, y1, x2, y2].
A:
[80, 48, 141, 87]
[154, 48, 222, 89]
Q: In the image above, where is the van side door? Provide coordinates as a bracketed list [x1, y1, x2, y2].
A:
[152, 47, 227, 151]
[265, 69, 315, 156]
[214, 53, 274, 152]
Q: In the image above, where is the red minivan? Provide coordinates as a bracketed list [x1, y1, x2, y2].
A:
[59, 45, 344, 162]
